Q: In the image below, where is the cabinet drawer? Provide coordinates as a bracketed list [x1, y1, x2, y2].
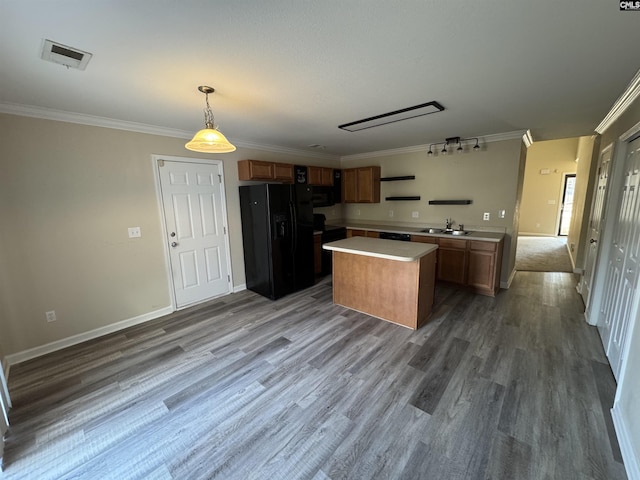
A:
[347, 229, 367, 238]
[438, 238, 468, 249]
[411, 235, 437, 244]
[470, 240, 497, 252]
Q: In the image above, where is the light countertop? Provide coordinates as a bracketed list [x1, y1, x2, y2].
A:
[323, 236, 438, 262]
[337, 222, 505, 242]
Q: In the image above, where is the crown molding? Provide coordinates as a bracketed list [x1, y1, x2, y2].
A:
[232, 140, 339, 160]
[595, 68, 640, 134]
[340, 130, 527, 161]
[0, 102, 194, 139]
[0, 102, 339, 160]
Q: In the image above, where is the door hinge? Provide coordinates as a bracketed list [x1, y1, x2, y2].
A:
[227, 275, 231, 282]
[218, 174, 222, 183]
[224, 226, 227, 234]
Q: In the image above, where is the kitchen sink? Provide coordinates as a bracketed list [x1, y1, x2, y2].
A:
[421, 228, 469, 235]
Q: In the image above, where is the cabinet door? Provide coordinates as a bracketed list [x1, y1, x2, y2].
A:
[437, 238, 468, 285]
[356, 167, 381, 203]
[308, 166, 323, 185]
[308, 166, 333, 186]
[366, 231, 380, 238]
[274, 163, 294, 183]
[342, 169, 358, 203]
[321, 168, 334, 186]
[437, 248, 468, 284]
[468, 250, 496, 293]
[238, 159, 275, 180]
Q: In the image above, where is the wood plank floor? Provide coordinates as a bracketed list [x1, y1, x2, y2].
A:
[2, 272, 626, 479]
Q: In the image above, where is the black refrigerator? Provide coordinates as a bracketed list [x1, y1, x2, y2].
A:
[239, 183, 315, 300]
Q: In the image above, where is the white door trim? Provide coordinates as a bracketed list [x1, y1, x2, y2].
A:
[151, 154, 234, 311]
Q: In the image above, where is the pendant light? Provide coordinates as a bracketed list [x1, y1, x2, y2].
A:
[185, 86, 236, 153]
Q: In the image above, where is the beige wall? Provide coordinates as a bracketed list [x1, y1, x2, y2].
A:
[340, 138, 525, 284]
[0, 113, 339, 356]
[519, 138, 579, 235]
[566, 136, 599, 270]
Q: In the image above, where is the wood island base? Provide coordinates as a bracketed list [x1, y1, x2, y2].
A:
[331, 249, 437, 330]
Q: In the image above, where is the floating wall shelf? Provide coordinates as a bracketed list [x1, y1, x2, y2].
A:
[428, 199, 472, 205]
[386, 196, 421, 201]
[380, 175, 416, 182]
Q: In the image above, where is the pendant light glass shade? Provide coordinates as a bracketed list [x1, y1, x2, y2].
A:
[185, 86, 236, 153]
[185, 127, 236, 153]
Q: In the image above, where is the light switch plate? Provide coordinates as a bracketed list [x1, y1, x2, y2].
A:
[412, 211, 419, 218]
[483, 212, 490, 221]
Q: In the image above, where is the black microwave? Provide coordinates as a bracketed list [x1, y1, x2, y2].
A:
[312, 186, 335, 207]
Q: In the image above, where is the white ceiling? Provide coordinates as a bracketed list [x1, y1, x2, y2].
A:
[1, 1, 639, 157]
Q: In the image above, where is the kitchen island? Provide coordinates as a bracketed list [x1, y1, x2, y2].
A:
[323, 237, 438, 329]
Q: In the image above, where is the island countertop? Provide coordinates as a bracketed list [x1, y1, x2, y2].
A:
[323, 236, 438, 262]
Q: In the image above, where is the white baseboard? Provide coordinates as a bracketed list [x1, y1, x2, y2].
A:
[518, 232, 557, 237]
[612, 405, 640, 480]
[233, 283, 247, 293]
[501, 268, 517, 289]
[5, 306, 174, 369]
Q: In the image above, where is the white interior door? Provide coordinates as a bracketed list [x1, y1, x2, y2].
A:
[598, 136, 640, 379]
[157, 157, 232, 308]
[582, 147, 612, 307]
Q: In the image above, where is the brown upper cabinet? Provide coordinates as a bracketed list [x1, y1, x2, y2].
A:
[308, 166, 334, 186]
[342, 166, 381, 203]
[238, 160, 293, 183]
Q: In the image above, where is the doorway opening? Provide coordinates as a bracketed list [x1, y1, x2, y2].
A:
[558, 173, 576, 236]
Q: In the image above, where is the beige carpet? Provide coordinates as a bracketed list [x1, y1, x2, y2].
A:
[515, 236, 573, 272]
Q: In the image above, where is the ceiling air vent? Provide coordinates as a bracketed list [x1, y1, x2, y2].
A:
[41, 39, 93, 70]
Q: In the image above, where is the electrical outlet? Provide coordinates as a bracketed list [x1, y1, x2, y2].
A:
[356, 209, 361, 216]
[499, 209, 506, 218]
[388, 210, 394, 218]
[128, 227, 142, 238]
[412, 211, 419, 218]
[46, 310, 56, 322]
[483, 212, 490, 221]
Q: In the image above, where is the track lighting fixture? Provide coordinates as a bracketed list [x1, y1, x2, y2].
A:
[427, 136, 480, 156]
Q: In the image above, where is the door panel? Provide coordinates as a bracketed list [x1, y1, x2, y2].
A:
[582, 147, 611, 306]
[159, 159, 231, 308]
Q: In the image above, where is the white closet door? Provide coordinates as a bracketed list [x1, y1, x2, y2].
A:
[598, 136, 640, 379]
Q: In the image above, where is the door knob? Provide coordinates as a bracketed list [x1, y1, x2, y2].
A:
[170, 232, 176, 237]
[589, 238, 597, 243]
[171, 242, 178, 247]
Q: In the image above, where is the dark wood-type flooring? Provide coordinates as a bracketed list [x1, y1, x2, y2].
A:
[2, 272, 626, 479]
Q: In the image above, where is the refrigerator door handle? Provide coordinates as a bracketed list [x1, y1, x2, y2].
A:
[289, 201, 297, 255]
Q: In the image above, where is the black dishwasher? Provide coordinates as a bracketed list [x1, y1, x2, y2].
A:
[379, 232, 411, 241]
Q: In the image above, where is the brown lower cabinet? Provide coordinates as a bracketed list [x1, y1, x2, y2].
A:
[347, 229, 379, 239]
[468, 240, 503, 296]
[436, 238, 468, 285]
[347, 230, 503, 296]
[412, 235, 503, 296]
